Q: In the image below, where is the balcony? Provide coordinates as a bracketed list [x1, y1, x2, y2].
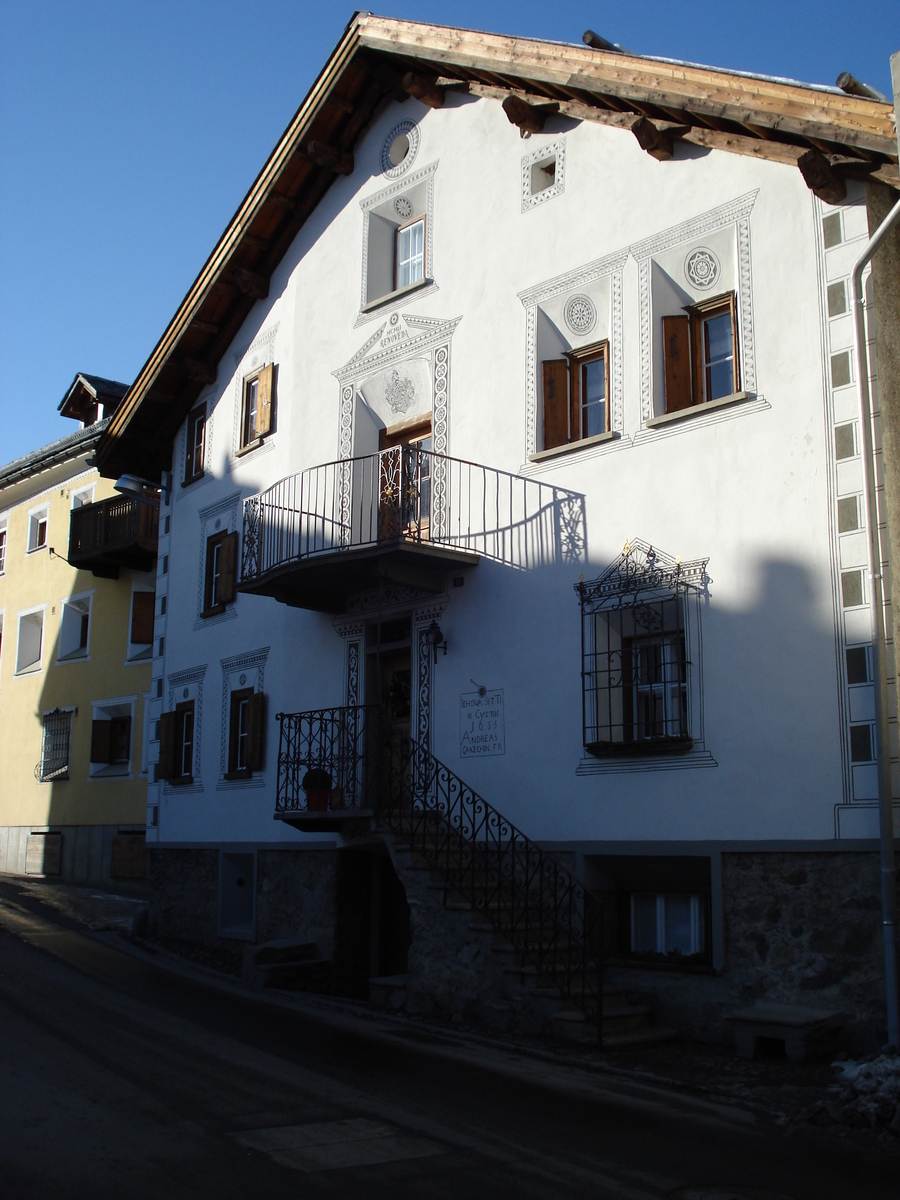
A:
[239, 447, 585, 612]
[68, 494, 159, 578]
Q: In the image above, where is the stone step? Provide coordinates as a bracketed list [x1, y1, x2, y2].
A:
[368, 973, 408, 1012]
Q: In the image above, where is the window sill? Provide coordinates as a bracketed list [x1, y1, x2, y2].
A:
[529, 430, 618, 463]
[606, 957, 715, 975]
[167, 776, 195, 788]
[201, 605, 227, 619]
[14, 663, 43, 677]
[126, 646, 153, 662]
[586, 736, 693, 759]
[89, 765, 132, 780]
[645, 391, 748, 429]
[224, 769, 253, 782]
[26, 546, 48, 556]
[57, 651, 90, 664]
[234, 437, 269, 459]
[361, 277, 433, 314]
[182, 472, 205, 488]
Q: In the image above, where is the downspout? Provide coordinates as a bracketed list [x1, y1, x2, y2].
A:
[851, 183, 900, 1049]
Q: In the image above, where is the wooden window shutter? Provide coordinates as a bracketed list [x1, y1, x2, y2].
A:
[541, 360, 569, 450]
[90, 719, 111, 764]
[255, 364, 274, 437]
[131, 591, 155, 644]
[662, 315, 693, 413]
[157, 711, 177, 781]
[218, 532, 238, 604]
[246, 692, 266, 771]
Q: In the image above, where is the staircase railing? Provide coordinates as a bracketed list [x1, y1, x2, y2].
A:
[274, 704, 603, 1033]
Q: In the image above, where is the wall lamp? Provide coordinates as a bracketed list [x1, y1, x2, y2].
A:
[423, 620, 447, 663]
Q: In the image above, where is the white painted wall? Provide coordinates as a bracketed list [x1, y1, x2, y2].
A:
[147, 88, 885, 849]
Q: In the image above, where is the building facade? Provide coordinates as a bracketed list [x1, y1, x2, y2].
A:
[97, 18, 900, 1045]
[0, 376, 155, 883]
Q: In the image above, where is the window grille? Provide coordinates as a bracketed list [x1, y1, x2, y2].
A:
[38, 709, 71, 782]
[576, 541, 708, 757]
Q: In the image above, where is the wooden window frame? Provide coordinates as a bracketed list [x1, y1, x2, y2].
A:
[225, 687, 266, 779]
[202, 531, 237, 617]
[238, 364, 275, 453]
[130, 590, 155, 645]
[184, 406, 206, 485]
[690, 293, 740, 406]
[566, 341, 610, 443]
[393, 215, 426, 293]
[28, 508, 49, 553]
[158, 702, 195, 785]
[90, 713, 132, 768]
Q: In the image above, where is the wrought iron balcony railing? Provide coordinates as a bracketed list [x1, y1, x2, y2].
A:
[241, 447, 585, 587]
[274, 704, 603, 1033]
[69, 493, 159, 575]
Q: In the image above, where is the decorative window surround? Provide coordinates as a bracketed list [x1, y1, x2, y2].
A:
[357, 162, 438, 326]
[194, 492, 241, 630]
[163, 664, 207, 795]
[521, 139, 566, 213]
[631, 191, 758, 431]
[217, 646, 269, 791]
[519, 249, 628, 463]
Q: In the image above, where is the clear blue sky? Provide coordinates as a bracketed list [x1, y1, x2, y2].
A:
[1, 1, 897, 465]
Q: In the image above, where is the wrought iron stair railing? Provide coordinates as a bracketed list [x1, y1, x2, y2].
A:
[274, 704, 603, 1033]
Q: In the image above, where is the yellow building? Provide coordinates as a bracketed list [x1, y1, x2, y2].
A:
[0, 375, 156, 881]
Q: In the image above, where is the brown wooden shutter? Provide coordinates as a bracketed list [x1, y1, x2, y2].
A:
[90, 719, 111, 764]
[131, 591, 155, 644]
[246, 692, 265, 770]
[662, 315, 693, 413]
[157, 711, 176, 780]
[542, 360, 569, 450]
[218, 532, 238, 604]
[255, 364, 274, 437]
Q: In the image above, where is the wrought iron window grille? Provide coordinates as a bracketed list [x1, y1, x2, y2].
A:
[36, 708, 72, 782]
[576, 540, 708, 758]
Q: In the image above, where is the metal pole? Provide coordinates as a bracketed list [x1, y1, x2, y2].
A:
[851, 182, 900, 1049]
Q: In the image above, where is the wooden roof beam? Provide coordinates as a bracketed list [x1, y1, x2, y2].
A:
[305, 141, 354, 175]
[501, 94, 560, 136]
[181, 357, 217, 386]
[233, 268, 269, 299]
[631, 117, 683, 161]
[798, 149, 847, 204]
[402, 71, 446, 108]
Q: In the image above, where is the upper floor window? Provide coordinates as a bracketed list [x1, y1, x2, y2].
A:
[542, 341, 609, 451]
[226, 688, 265, 779]
[0, 522, 6, 574]
[58, 595, 91, 661]
[203, 531, 238, 616]
[395, 217, 425, 291]
[185, 406, 206, 484]
[662, 292, 740, 414]
[27, 507, 48, 553]
[127, 588, 155, 660]
[71, 486, 94, 509]
[16, 608, 44, 674]
[239, 365, 274, 452]
[577, 543, 708, 759]
[39, 708, 72, 782]
[158, 701, 195, 784]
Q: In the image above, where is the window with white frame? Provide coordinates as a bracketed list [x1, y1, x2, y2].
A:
[71, 485, 95, 509]
[89, 698, 135, 777]
[0, 517, 7, 574]
[16, 608, 44, 674]
[57, 594, 92, 661]
[27, 507, 49, 553]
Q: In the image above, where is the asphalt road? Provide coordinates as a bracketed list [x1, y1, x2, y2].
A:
[0, 878, 893, 1200]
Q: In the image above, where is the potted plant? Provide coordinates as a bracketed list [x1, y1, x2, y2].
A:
[302, 767, 332, 812]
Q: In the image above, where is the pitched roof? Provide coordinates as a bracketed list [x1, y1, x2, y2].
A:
[59, 372, 130, 421]
[97, 13, 898, 481]
[0, 417, 109, 492]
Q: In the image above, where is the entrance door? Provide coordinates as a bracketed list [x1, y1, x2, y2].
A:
[378, 417, 432, 543]
[380, 649, 411, 737]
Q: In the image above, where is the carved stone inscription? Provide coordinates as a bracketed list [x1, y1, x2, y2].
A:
[459, 690, 505, 758]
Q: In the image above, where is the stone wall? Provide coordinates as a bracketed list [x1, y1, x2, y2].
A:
[256, 849, 338, 954]
[607, 850, 896, 1052]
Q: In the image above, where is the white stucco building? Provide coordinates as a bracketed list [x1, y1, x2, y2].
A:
[97, 17, 900, 1044]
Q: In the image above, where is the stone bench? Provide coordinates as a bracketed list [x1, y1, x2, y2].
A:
[726, 1002, 843, 1063]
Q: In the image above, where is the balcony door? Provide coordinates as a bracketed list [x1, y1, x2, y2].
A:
[378, 417, 432, 542]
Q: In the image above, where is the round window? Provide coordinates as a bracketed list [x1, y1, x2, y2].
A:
[388, 132, 410, 167]
[381, 121, 420, 177]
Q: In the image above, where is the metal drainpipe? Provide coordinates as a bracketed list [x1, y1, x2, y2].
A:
[851, 189, 900, 1049]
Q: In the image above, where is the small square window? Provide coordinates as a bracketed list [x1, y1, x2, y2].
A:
[841, 569, 863, 608]
[71, 487, 94, 509]
[28, 509, 49, 553]
[184, 406, 206, 484]
[827, 280, 847, 317]
[849, 723, 873, 762]
[822, 212, 842, 249]
[846, 646, 869, 685]
[834, 423, 855, 460]
[837, 495, 859, 532]
[831, 351, 852, 389]
[631, 893, 707, 959]
[530, 156, 556, 196]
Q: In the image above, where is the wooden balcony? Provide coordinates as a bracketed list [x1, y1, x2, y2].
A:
[238, 447, 585, 613]
[68, 494, 159, 578]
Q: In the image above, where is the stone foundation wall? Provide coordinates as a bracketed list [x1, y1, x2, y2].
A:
[256, 849, 338, 954]
[0, 824, 146, 885]
[607, 850, 897, 1052]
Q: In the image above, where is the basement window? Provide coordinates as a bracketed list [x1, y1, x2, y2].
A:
[631, 893, 707, 960]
